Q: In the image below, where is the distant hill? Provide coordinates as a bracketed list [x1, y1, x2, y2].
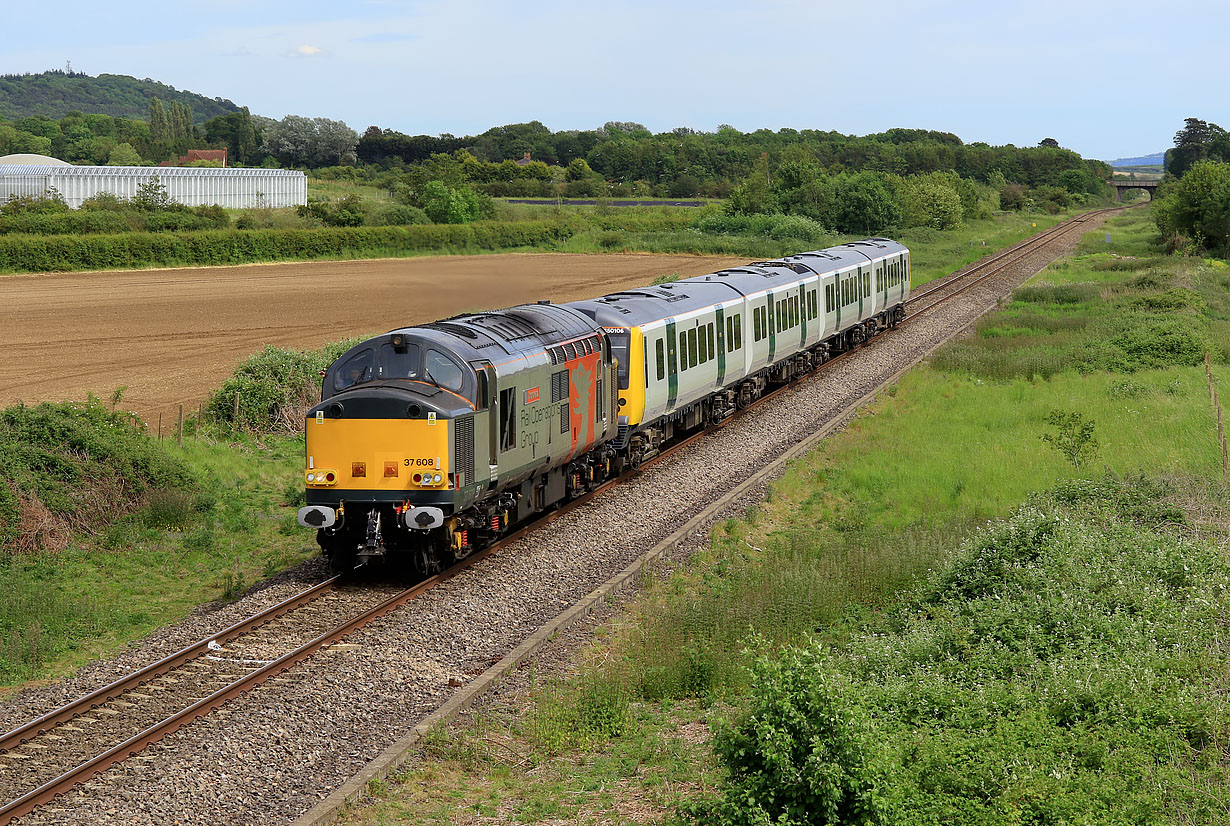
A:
[1110, 152, 1165, 168]
[0, 70, 241, 123]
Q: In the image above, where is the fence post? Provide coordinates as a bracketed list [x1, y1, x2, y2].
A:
[233, 393, 240, 425]
[196, 402, 203, 442]
[177, 404, 184, 447]
[157, 412, 162, 440]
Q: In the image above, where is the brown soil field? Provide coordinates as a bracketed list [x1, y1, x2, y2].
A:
[0, 253, 744, 426]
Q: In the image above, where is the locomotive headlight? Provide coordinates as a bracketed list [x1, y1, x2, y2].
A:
[433, 473, 443, 484]
[306, 472, 316, 482]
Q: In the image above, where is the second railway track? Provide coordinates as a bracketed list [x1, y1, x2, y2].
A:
[0, 206, 1124, 825]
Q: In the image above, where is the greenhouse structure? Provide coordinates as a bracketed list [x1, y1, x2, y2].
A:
[0, 156, 306, 209]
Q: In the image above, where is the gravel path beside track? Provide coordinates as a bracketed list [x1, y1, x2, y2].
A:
[2, 214, 1106, 825]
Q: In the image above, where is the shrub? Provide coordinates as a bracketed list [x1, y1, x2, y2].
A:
[690, 645, 884, 825]
[207, 340, 362, 432]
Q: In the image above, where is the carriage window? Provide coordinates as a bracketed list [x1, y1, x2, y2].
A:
[754, 309, 761, 342]
[425, 349, 464, 391]
[707, 323, 715, 361]
[733, 314, 742, 348]
[688, 328, 698, 367]
[698, 324, 708, 363]
[655, 339, 665, 381]
[334, 348, 375, 392]
[679, 332, 688, 369]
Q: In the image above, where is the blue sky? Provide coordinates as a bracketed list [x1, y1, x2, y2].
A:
[7, 0, 1226, 160]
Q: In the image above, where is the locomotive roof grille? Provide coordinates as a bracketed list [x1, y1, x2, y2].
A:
[424, 321, 480, 339]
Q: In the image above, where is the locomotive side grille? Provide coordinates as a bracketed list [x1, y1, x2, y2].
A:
[559, 403, 569, 434]
[455, 414, 475, 485]
[551, 370, 568, 403]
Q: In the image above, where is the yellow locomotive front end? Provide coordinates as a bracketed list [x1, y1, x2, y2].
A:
[297, 331, 483, 572]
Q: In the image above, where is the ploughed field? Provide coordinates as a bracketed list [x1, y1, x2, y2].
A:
[0, 253, 742, 424]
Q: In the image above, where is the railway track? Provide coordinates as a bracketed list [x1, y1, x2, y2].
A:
[0, 206, 1120, 825]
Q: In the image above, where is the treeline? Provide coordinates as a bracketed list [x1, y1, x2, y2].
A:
[358, 120, 1110, 200]
[1154, 118, 1230, 255]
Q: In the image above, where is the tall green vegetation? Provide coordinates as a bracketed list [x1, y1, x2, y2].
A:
[691, 479, 1229, 826]
[1164, 117, 1230, 178]
[1154, 159, 1230, 255]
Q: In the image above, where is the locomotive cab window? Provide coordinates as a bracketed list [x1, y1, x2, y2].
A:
[655, 339, 665, 381]
[378, 341, 421, 381]
[334, 348, 375, 392]
[425, 349, 465, 391]
[609, 331, 631, 390]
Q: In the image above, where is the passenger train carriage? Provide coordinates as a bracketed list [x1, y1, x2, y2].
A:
[298, 239, 909, 572]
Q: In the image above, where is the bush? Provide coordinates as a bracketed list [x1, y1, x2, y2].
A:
[1153, 160, 1230, 254]
[695, 212, 832, 246]
[691, 644, 885, 825]
[367, 202, 429, 226]
[206, 340, 362, 432]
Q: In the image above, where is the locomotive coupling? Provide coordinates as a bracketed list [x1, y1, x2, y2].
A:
[297, 505, 337, 529]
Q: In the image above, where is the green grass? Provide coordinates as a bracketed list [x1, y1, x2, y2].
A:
[336, 203, 1230, 823]
[0, 427, 316, 690]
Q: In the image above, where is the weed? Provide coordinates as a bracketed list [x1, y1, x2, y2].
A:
[141, 489, 195, 530]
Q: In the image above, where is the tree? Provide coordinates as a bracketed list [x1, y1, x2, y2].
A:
[203, 107, 262, 165]
[1041, 410, 1099, 470]
[827, 172, 901, 234]
[149, 98, 169, 145]
[1039, 137, 1060, 148]
[1153, 159, 1230, 252]
[107, 142, 142, 165]
[261, 115, 358, 167]
[1166, 118, 1228, 177]
[899, 174, 963, 229]
[130, 175, 175, 211]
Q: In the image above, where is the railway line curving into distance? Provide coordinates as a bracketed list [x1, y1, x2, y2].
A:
[0, 205, 1127, 826]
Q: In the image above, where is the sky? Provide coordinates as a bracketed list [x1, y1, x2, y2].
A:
[5, 0, 1227, 161]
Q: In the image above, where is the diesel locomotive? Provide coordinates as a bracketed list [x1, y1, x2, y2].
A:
[297, 239, 910, 572]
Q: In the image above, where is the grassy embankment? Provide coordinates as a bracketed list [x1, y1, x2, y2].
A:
[337, 207, 1230, 824]
[0, 209, 1109, 693]
[0, 342, 362, 692]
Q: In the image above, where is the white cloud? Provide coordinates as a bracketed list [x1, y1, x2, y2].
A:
[295, 44, 323, 56]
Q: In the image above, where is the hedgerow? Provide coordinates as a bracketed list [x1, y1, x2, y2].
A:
[0, 219, 579, 273]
